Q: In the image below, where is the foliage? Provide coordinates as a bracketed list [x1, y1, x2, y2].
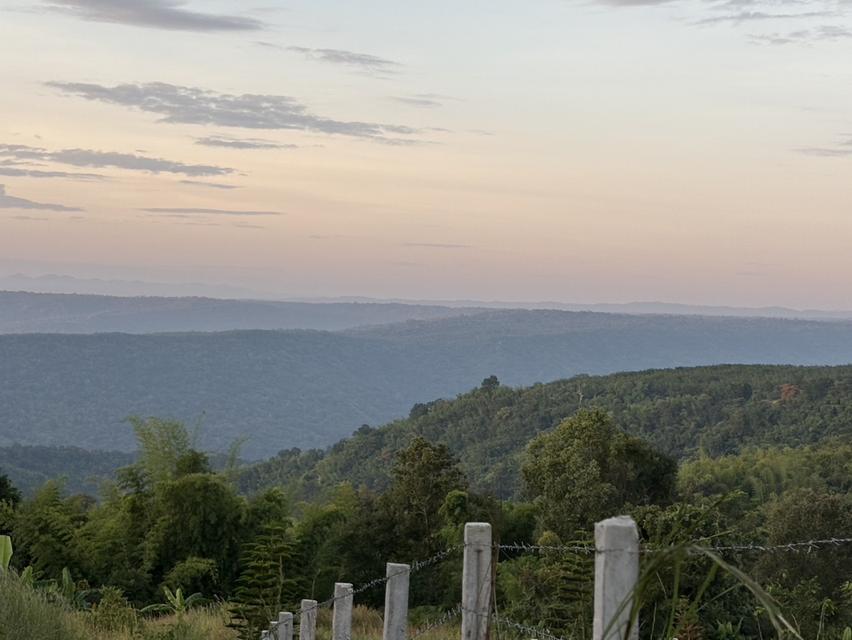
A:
[0, 470, 21, 506]
[3, 364, 852, 640]
[241, 364, 852, 500]
[0, 534, 11, 571]
[141, 587, 206, 617]
[90, 586, 138, 633]
[4, 314, 852, 458]
[522, 409, 676, 537]
[228, 522, 299, 640]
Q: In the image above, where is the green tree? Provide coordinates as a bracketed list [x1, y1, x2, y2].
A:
[523, 409, 675, 537]
[9, 481, 85, 578]
[144, 472, 246, 593]
[128, 416, 194, 484]
[0, 471, 21, 507]
[756, 488, 852, 637]
[229, 522, 299, 640]
[382, 436, 467, 555]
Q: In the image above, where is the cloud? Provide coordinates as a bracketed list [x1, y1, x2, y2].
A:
[42, 0, 264, 32]
[47, 81, 421, 142]
[287, 47, 401, 74]
[391, 95, 445, 109]
[403, 242, 472, 249]
[195, 135, 297, 150]
[750, 24, 852, 44]
[695, 10, 833, 26]
[140, 207, 283, 216]
[0, 184, 82, 211]
[794, 146, 852, 157]
[0, 143, 234, 176]
[595, 0, 677, 5]
[179, 180, 240, 190]
[0, 166, 105, 180]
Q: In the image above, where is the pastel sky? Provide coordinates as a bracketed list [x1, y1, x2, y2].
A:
[1, 0, 851, 307]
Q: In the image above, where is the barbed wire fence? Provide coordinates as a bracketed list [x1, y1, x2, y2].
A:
[259, 522, 852, 640]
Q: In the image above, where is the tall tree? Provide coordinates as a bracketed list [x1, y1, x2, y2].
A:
[0, 471, 21, 507]
[522, 409, 675, 537]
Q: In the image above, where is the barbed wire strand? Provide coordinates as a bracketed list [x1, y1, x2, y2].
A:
[498, 537, 852, 556]
[296, 545, 463, 619]
[489, 610, 572, 640]
[290, 536, 851, 624]
[409, 604, 462, 639]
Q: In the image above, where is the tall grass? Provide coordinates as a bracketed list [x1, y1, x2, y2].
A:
[0, 570, 92, 640]
[0, 571, 238, 640]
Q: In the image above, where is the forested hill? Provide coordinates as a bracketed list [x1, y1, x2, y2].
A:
[3, 310, 852, 458]
[239, 364, 852, 499]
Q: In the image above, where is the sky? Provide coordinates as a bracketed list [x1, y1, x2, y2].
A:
[1, 0, 851, 308]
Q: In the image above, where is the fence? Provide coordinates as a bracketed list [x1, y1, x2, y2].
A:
[258, 516, 852, 640]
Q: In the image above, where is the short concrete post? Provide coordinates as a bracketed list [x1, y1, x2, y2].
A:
[269, 621, 281, 640]
[593, 515, 640, 640]
[461, 522, 492, 640]
[278, 612, 294, 640]
[300, 599, 318, 640]
[332, 582, 354, 640]
[383, 563, 410, 640]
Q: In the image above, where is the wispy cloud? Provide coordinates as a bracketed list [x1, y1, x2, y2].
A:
[42, 0, 264, 32]
[795, 146, 852, 157]
[287, 47, 401, 74]
[750, 24, 852, 45]
[695, 10, 833, 26]
[0, 142, 234, 176]
[179, 180, 241, 190]
[195, 135, 297, 150]
[47, 82, 421, 142]
[0, 184, 82, 211]
[390, 94, 452, 109]
[0, 166, 105, 180]
[141, 207, 283, 216]
[403, 242, 472, 249]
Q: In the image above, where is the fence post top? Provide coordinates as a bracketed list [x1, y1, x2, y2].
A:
[278, 611, 293, 623]
[334, 582, 353, 592]
[594, 515, 639, 548]
[386, 561, 410, 573]
[464, 522, 492, 544]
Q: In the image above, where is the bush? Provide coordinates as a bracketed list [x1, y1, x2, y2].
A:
[0, 570, 89, 640]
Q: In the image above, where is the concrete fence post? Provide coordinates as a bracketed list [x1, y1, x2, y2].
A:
[278, 612, 294, 640]
[383, 562, 410, 640]
[593, 515, 640, 640]
[269, 621, 280, 640]
[300, 599, 318, 640]
[461, 522, 492, 640]
[332, 582, 354, 640]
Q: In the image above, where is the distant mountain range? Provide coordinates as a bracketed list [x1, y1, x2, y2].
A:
[2, 309, 852, 458]
[2, 287, 852, 335]
[0, 290, 479, 333]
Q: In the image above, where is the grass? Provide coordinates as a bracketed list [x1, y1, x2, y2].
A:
[0, 571, 238, 640]
[0, 574, 462, 640]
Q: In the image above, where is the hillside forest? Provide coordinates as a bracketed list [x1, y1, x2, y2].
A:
[1, 365, 851, 640]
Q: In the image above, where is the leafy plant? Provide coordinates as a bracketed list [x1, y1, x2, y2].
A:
[141, 586, 206, 617]
[0, 534, 11, 572]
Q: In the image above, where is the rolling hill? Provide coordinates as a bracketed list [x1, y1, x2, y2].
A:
[239, 363, 852, 499]
[2, 310, 852, 459]
[0, 290, 479, 333]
